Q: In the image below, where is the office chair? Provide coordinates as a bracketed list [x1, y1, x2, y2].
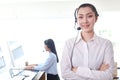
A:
[113, 62, 119, 80]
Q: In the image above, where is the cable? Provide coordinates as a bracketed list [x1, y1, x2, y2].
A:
[70, 30, 80, 67]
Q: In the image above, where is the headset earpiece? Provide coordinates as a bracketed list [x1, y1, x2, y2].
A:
[74, 8, 81, 31]
[74, 8, 78, 23]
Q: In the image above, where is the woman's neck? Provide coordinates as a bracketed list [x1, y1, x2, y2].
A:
[81, 31, 94, 42]
[48, 50, 52, 53]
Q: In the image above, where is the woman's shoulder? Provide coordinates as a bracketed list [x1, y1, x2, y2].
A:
[65, 37, 76, 43]
[49, 52, 56, 58]
[96, 36, 112, 44]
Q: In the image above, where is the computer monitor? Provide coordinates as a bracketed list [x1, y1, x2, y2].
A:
[0, 56, 6, 69]
[8, 41, 25, 78]
[8, 41, 25, 67]
[0, 46, 6, 72]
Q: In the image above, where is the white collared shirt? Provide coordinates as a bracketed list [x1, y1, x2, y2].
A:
[61, 33, 114, 80]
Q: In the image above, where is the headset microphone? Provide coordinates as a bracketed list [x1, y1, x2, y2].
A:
[77, 27, 81, 30]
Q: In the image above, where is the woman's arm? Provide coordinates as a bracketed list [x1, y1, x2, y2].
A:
[61, 40, 114, 80]
[33, 54, 55, 71]
[24, 64, 36, 70]
[71, 41, 114, 80]
[61, 41, 83, 80]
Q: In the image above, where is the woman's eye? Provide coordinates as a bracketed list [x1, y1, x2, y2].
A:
[88, 15, 93, 18]
[78, 16, 83, 19]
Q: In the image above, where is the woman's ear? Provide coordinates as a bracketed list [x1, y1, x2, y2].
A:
[95, 17, 98, 22]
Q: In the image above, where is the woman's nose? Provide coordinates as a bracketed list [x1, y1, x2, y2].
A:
[83, 17, 88, 23]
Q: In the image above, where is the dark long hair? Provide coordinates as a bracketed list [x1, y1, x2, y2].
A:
[44, 39, 59, 63]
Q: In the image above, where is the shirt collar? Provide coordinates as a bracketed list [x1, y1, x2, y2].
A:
[76, 32, 97, 43]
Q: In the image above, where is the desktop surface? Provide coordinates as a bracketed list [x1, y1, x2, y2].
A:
[11, 70, 37, 80]
[0, 67, 45, 80]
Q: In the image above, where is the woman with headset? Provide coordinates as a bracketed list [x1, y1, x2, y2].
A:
[60, 3, 114, 80]
[24, 39, 60, 80]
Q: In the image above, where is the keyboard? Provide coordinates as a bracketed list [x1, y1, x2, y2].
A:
[12, 70, 37, 80]
[21, 70, 37, 80]
[12, 76, 25, 80]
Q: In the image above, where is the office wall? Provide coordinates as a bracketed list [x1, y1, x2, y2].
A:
[0, 0, 120, 41]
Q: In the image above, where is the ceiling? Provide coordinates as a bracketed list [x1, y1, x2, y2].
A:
[0, 0, 120, 11]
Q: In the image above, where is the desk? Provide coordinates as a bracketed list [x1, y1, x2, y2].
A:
[11, 70, 46, 80]
[33, 71, 46, 80]
[11, 70, 37, 80]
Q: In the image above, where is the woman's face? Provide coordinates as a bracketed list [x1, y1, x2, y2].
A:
[44, 44, 50, 51]
[77, 7, 97, 33]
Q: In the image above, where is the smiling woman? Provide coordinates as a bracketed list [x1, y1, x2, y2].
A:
[60, 3, 115, 80]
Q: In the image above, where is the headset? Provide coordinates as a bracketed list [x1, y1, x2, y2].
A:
[74, 8, 81, 30]
[70, 8, 81, 67]
[74, 8, 78, 24]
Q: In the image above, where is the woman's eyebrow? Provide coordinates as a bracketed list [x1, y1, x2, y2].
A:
[78, 12, 94, 16]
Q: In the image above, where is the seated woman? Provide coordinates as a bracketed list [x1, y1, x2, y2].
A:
[24, 39, 60, 80]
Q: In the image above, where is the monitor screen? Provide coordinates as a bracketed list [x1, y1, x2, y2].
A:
[8, 41, 25, 67]
[12, 45, 24, 60]
[0, 56, 6, 69]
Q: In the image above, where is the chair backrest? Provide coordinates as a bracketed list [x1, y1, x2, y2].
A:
[113, 62, 118, 80]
